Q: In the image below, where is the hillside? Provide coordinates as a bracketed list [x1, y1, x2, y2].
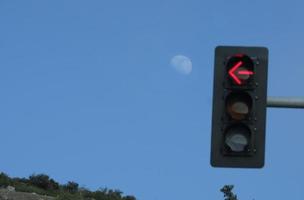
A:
[0, 173, 136, 200]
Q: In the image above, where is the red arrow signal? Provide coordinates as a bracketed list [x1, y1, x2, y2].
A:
[228, 61, 254, 85]
[238, 70, 254, 75]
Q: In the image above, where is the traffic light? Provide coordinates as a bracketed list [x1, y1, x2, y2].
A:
[210, 46, 268, 168]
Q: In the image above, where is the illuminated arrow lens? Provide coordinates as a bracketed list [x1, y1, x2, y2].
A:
[227, 54, 254, 85]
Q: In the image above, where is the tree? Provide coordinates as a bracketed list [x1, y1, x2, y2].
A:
[63, 181, 79, 193]
[28, 173, 59, 191]
[123, 195, 136, 200]
[0, 172, 11, 187]
[220, 185, 238, 200]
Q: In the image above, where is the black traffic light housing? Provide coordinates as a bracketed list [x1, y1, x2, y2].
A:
[210, 46, 268, 168]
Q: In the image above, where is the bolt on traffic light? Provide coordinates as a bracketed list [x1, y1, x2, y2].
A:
[210, 46, 268, 168]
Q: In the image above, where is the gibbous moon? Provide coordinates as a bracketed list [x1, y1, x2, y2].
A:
[170, 55, 192, 75]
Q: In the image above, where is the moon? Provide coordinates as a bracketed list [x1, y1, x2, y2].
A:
[170, 55, 192, 75]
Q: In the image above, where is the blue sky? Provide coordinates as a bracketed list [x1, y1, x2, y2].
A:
[0, 1, 303, 199]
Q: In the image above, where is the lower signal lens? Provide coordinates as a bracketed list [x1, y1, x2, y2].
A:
[224, 125, 250, 152]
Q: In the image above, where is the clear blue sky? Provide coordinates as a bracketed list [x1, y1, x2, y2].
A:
[1, 1, 303, 199]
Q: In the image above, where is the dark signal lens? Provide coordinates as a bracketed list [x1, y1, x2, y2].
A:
[226, 92, 253, 120]
[224, 124, 251, 152]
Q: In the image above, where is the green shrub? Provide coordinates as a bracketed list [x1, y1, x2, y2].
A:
[56, 192, 83, 200]
[28, 174, 59, 191]
[123, 196, 136, 200]
[63, 181, 79, 193]
[49, 178, 60, 190]
[0, 172, 11, 187]
[29, 174, 50, 190]
[14, 182, 56, 196]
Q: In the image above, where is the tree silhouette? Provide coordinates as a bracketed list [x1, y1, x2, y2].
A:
[220, 185, 238, 200]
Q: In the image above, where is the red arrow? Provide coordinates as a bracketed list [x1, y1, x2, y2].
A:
[229, 61, 243, 85]
[238, 70, 254, 75]
[228, 61, 254, 85]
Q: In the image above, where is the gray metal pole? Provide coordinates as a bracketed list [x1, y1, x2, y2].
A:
[267, 97, 304, 108]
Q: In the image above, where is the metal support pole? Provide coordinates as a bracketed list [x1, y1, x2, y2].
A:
[267, 97, 304, 108]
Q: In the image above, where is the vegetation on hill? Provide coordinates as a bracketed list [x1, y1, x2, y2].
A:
[0, 172, 136, 200]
